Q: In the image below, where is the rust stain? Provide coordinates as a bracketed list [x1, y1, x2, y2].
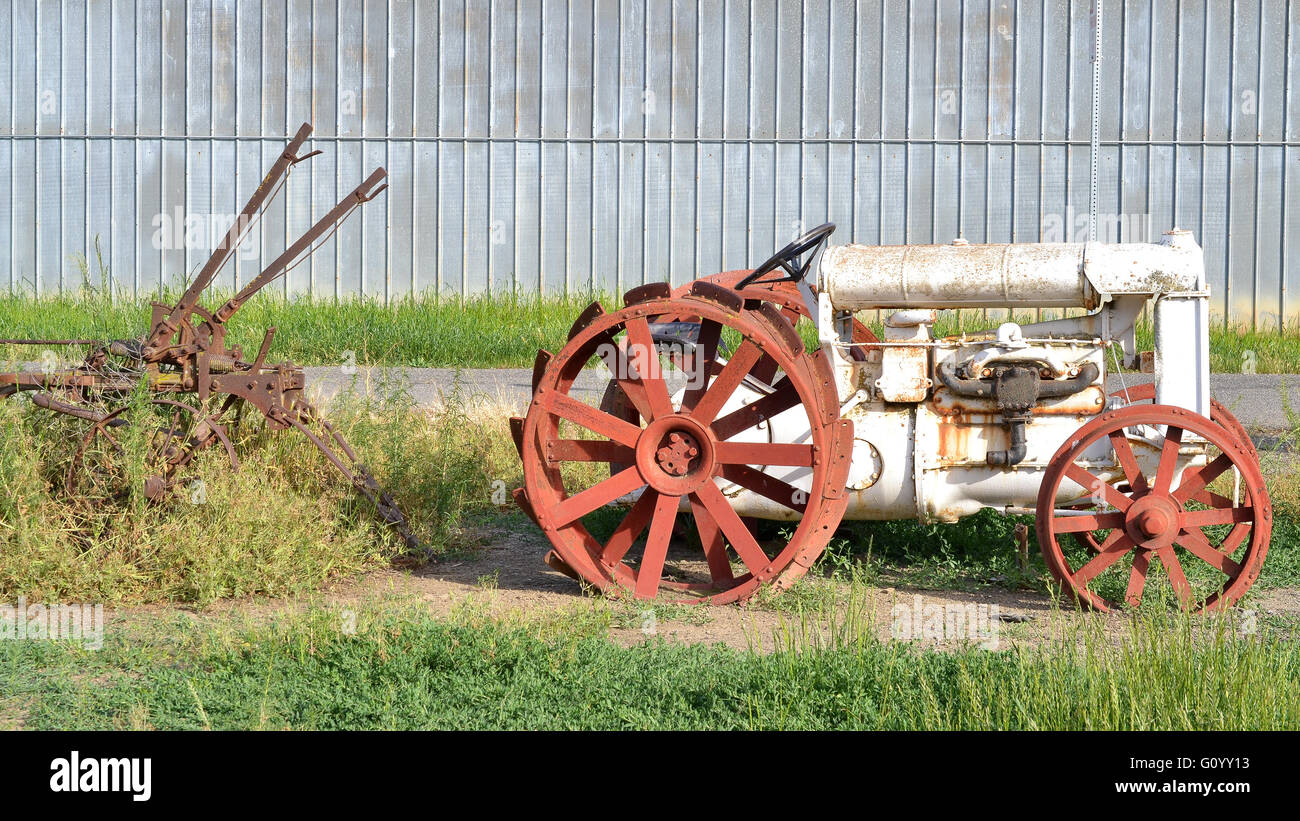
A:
[936, 419, 973, 463]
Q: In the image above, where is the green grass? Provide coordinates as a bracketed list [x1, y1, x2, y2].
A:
[0, 375, 520, 605]
[3, 600, 1298, 730]
[0, 286, 602, 370]
[3, 284, 1299, 372]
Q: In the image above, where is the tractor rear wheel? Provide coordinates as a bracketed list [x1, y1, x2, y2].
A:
[513, 282, 852, 604]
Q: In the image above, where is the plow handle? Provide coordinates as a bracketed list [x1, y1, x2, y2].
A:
[212, 167, 388, 324]
[145, 123, 315, 356]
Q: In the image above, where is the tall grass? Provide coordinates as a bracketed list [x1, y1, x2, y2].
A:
[0, 374, 519, 605]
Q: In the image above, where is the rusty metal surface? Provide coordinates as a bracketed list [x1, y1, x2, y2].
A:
[0, 124, 418, 553]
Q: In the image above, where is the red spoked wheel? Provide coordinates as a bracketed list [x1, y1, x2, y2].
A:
[1109, 381, 1256, 458]
[1036, 404, 1271, 612]
[514, 282, 853, 604]
[1065, 382, 1258, 556]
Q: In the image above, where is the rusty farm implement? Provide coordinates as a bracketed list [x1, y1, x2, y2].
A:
[513, 224, 1270, 611]
[0, 123, 418, 551]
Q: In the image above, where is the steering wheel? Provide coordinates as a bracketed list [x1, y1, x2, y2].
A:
[735, 222, 836, 290]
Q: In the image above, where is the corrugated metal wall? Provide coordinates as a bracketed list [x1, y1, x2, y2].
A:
[0, 1, 1297, 328]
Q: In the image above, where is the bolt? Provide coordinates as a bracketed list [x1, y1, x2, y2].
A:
[1135, 508, 1170, 538]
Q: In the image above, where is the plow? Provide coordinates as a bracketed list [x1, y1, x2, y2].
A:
[513, 224, 1271, 611]
[0, 123, 419, 552]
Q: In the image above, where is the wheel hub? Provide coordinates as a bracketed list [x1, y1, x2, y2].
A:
[655, 432, 700, 476]
[634, 415, 717, 496]
[1123, 494, 1183, 548]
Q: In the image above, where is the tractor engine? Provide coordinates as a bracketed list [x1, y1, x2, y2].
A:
[812, 229, 1209, 522]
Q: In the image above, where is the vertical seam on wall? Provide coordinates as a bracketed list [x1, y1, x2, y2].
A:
[1117, 0, 1126, 242]
[1253, 0, 1263, 327]
[1281, 0, 1291, 323]
[486, 0, 494, 296]
[849, 0, 857, 242]
[903, 0, 911, 245]
[1089, 0, 1101, 242]
[1171, 0, 1180, 230]
[332, 0, 339, 299]
[750, 0, 758, 258]
[640, 0, 647, 286]
[664, 0, 672, 285]
[1198, 0, 1209, 322]
[823, 0, 830, 238]
[692, 0, 700, 284]
[1010, 0, 1018, 245]
[956, 0, 965, 241]
[614, 0, 621, 293]
[591, 0, 597, 294]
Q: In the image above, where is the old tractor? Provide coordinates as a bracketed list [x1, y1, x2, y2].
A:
[513, 225, 1268, 611]
[0, 123, 418, 552]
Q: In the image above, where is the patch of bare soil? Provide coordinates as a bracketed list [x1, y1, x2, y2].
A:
[103, 521, 1300, 654]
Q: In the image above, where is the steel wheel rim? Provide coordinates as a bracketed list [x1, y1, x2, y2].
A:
[520, 291, 849, 604]
[1036, 404, 1271, 613]
[67, 399, 236, 502]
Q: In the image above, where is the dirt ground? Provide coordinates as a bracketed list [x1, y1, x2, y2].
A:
[111, 521, 1300, 654]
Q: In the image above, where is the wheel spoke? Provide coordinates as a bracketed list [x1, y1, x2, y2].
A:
[624, 317, 675, 420]
[680, 319, 722, 412]
[1156, 548, 1195, 605]
[609, 368, 655, 422]
[600, 490, 658, 566]
[1180, 506, 1254, 528]
[689, 494, 734, 585]
[635, 493, 680, 598]
[714, 441, 815, 467]
[719, 464, 809, 513]
[1125, 549, 1152, 607]
[552, 466, 645, 528]
[1108, 429, 1149, 494]
[547, 393, 642, 448]
[546, 439, 635, 464]
[1050, 510, 1126, 533]
[1186, 488, 1238, 509]
[1173, 453, 1233, 504]
[1153, 425, 1183, 494]
[749, 353, 782, 386]
[1073, 530, 1135, 585]
[693, 482, 770, 574]
[1064, 463, 1133, 511]
[710, 378, 801, 441]
[1175, 527, 1243, 576]
[690, 338, 764, 425]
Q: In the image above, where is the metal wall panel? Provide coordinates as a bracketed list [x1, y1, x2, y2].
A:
[1, 0, 1297, 329]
